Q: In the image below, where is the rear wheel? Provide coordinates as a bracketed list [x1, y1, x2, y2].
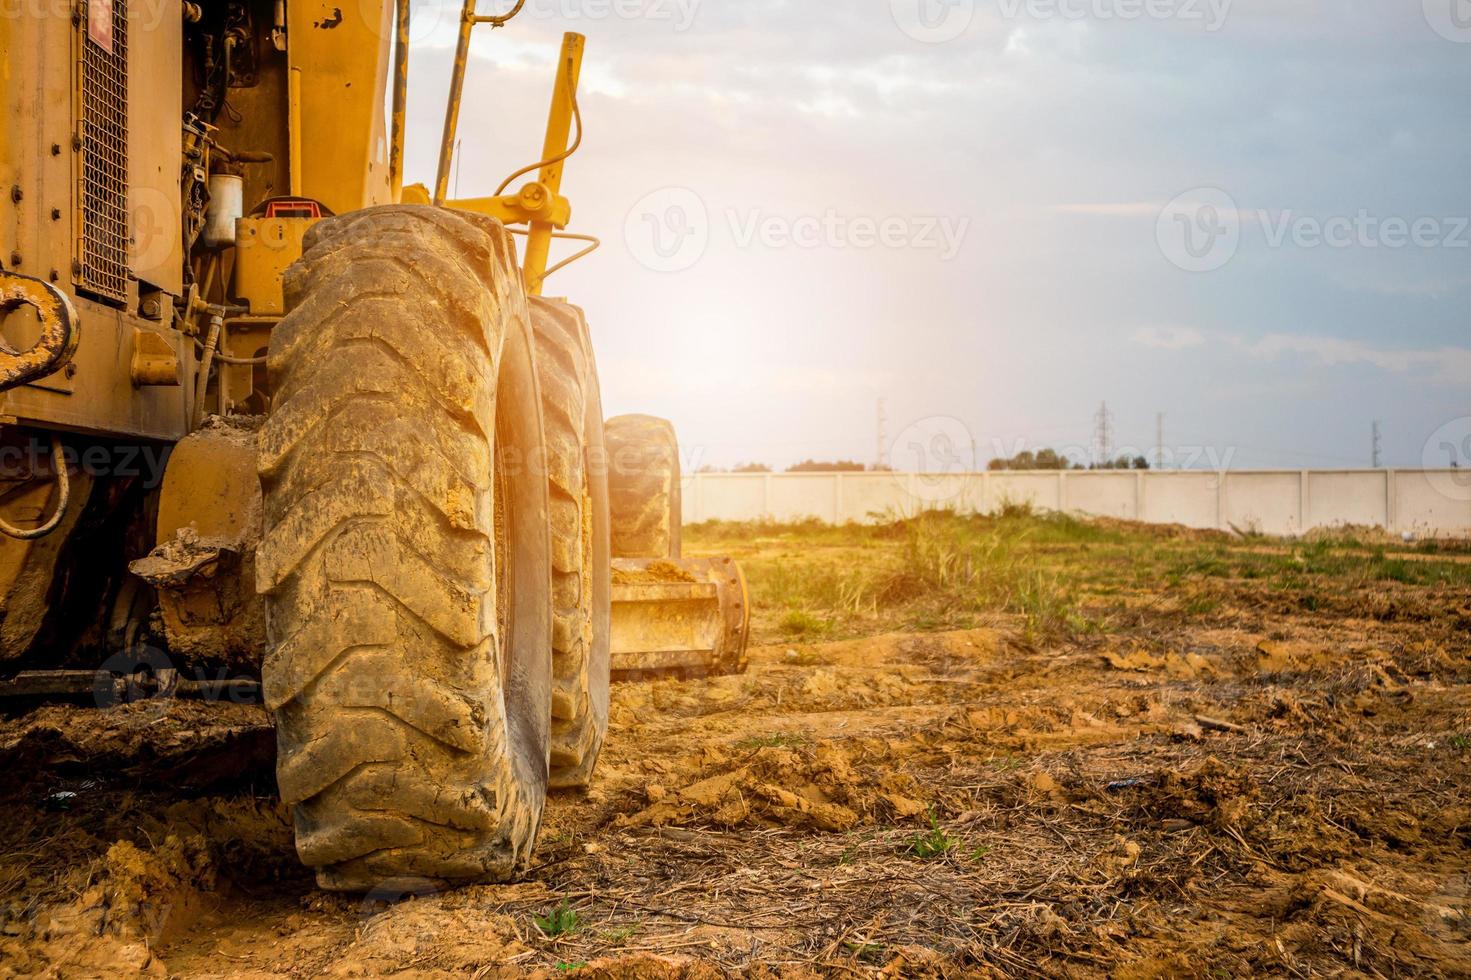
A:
[257, 206, 552, 891]
[604, 414, 681, 560]
[530, 297, 610, 790]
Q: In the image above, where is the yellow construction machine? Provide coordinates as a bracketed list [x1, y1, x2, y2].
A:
[0, 0, 746, 890]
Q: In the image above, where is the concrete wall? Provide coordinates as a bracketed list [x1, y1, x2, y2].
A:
[682, 470, 1471, 538]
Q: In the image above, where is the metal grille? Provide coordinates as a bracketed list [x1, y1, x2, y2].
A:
[77, 0, 129, 304]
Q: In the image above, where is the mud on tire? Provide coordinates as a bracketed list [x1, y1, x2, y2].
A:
[256, 206, 552, 891]
[529, 297, 611, 790]
[604, 414, 681, 560]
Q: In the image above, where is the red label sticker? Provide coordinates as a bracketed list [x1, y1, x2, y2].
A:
[87, 0, 113, 54]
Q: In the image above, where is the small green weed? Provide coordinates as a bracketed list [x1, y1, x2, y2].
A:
[535, 900, 581, 938]
[908, 810, 957, 860]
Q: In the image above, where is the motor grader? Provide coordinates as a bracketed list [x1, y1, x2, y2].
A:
[0, 0, 747, 890]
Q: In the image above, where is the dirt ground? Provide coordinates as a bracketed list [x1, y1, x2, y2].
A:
[1, 512, 1468, 977]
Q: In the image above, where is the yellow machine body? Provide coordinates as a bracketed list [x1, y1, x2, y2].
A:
[0, 0, 744, 698]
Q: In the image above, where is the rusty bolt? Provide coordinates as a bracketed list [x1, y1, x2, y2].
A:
[51, 208, 61, 221]
[50, 144, 61, 156]
[64, 363, 77, 380]
[49, 269, 59, 282]
[9, 252, 20, 267]
[10, 186, 21, 203]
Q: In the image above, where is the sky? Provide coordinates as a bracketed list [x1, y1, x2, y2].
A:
[396, 0, 1471, 471]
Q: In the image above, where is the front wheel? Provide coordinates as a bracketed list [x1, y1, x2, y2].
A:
[256, 206, 552, 891]
[530, 297, 611, 790]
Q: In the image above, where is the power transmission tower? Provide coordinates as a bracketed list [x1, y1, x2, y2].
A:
[1156, 412, 1165, 470]
[1093, 401, 1113, 468]
[876, 398, 888, 470]
[1372, 420, 1382, 468]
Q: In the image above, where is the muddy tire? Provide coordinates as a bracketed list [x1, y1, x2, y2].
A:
[256, 206, 552, 891]
[604, 414, 681, 560]
[530, 298, 611, 790]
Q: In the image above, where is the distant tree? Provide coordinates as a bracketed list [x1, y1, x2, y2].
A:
[988, 448, 1081, 471]
[1087, 455, 1151, 471]
[732, 462, 772, 473]
[786, 459, 868, 473]
[696, 464, 726, 473]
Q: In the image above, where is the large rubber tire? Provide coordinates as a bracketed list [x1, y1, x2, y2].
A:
[256, 206, 552, 892]
[604, 414, 681, 560]
[530, 297, 611, 790]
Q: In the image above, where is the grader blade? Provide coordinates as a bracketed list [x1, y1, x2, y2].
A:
[610, 557, 750, 679]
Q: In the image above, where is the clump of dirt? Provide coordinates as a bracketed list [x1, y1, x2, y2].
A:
[616, 741, 927, 832]
[1246, 867, 1470, 975]
[1105, 756, 1260, 830]
[0, 697, 294, 978]
[611, 560, 697, 585]
[1103, 647, 1218, 678]
[322, 899, 529, 976]
[0, 833, 214, 977]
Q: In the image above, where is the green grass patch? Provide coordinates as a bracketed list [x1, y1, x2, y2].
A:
[907, 810, 957, 860]
[535, 900, 581, 938]
[778, 608, 830, 637]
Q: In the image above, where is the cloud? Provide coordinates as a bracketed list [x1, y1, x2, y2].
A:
[1131, 326, 1206, 350]
[397, 0, 1471, 470]
[1239, 335, 1471, 385]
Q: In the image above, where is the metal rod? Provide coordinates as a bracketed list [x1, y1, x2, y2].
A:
[388, 0, 410, 202]
[523, 32, 584, 295]
[433, 0, 478, 206]
[287, 66, 303, 196]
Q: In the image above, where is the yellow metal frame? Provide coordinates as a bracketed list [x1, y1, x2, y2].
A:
[416, 13, 586, 295]
[519, 32, 583, 295]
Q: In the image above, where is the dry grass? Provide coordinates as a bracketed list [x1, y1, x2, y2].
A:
[690, 507, 1471, 648]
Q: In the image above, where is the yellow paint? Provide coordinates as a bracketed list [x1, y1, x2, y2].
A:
[234, 217, 319, 316]
[287, 0, 395, 213]
[523, 33, 585, 295]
